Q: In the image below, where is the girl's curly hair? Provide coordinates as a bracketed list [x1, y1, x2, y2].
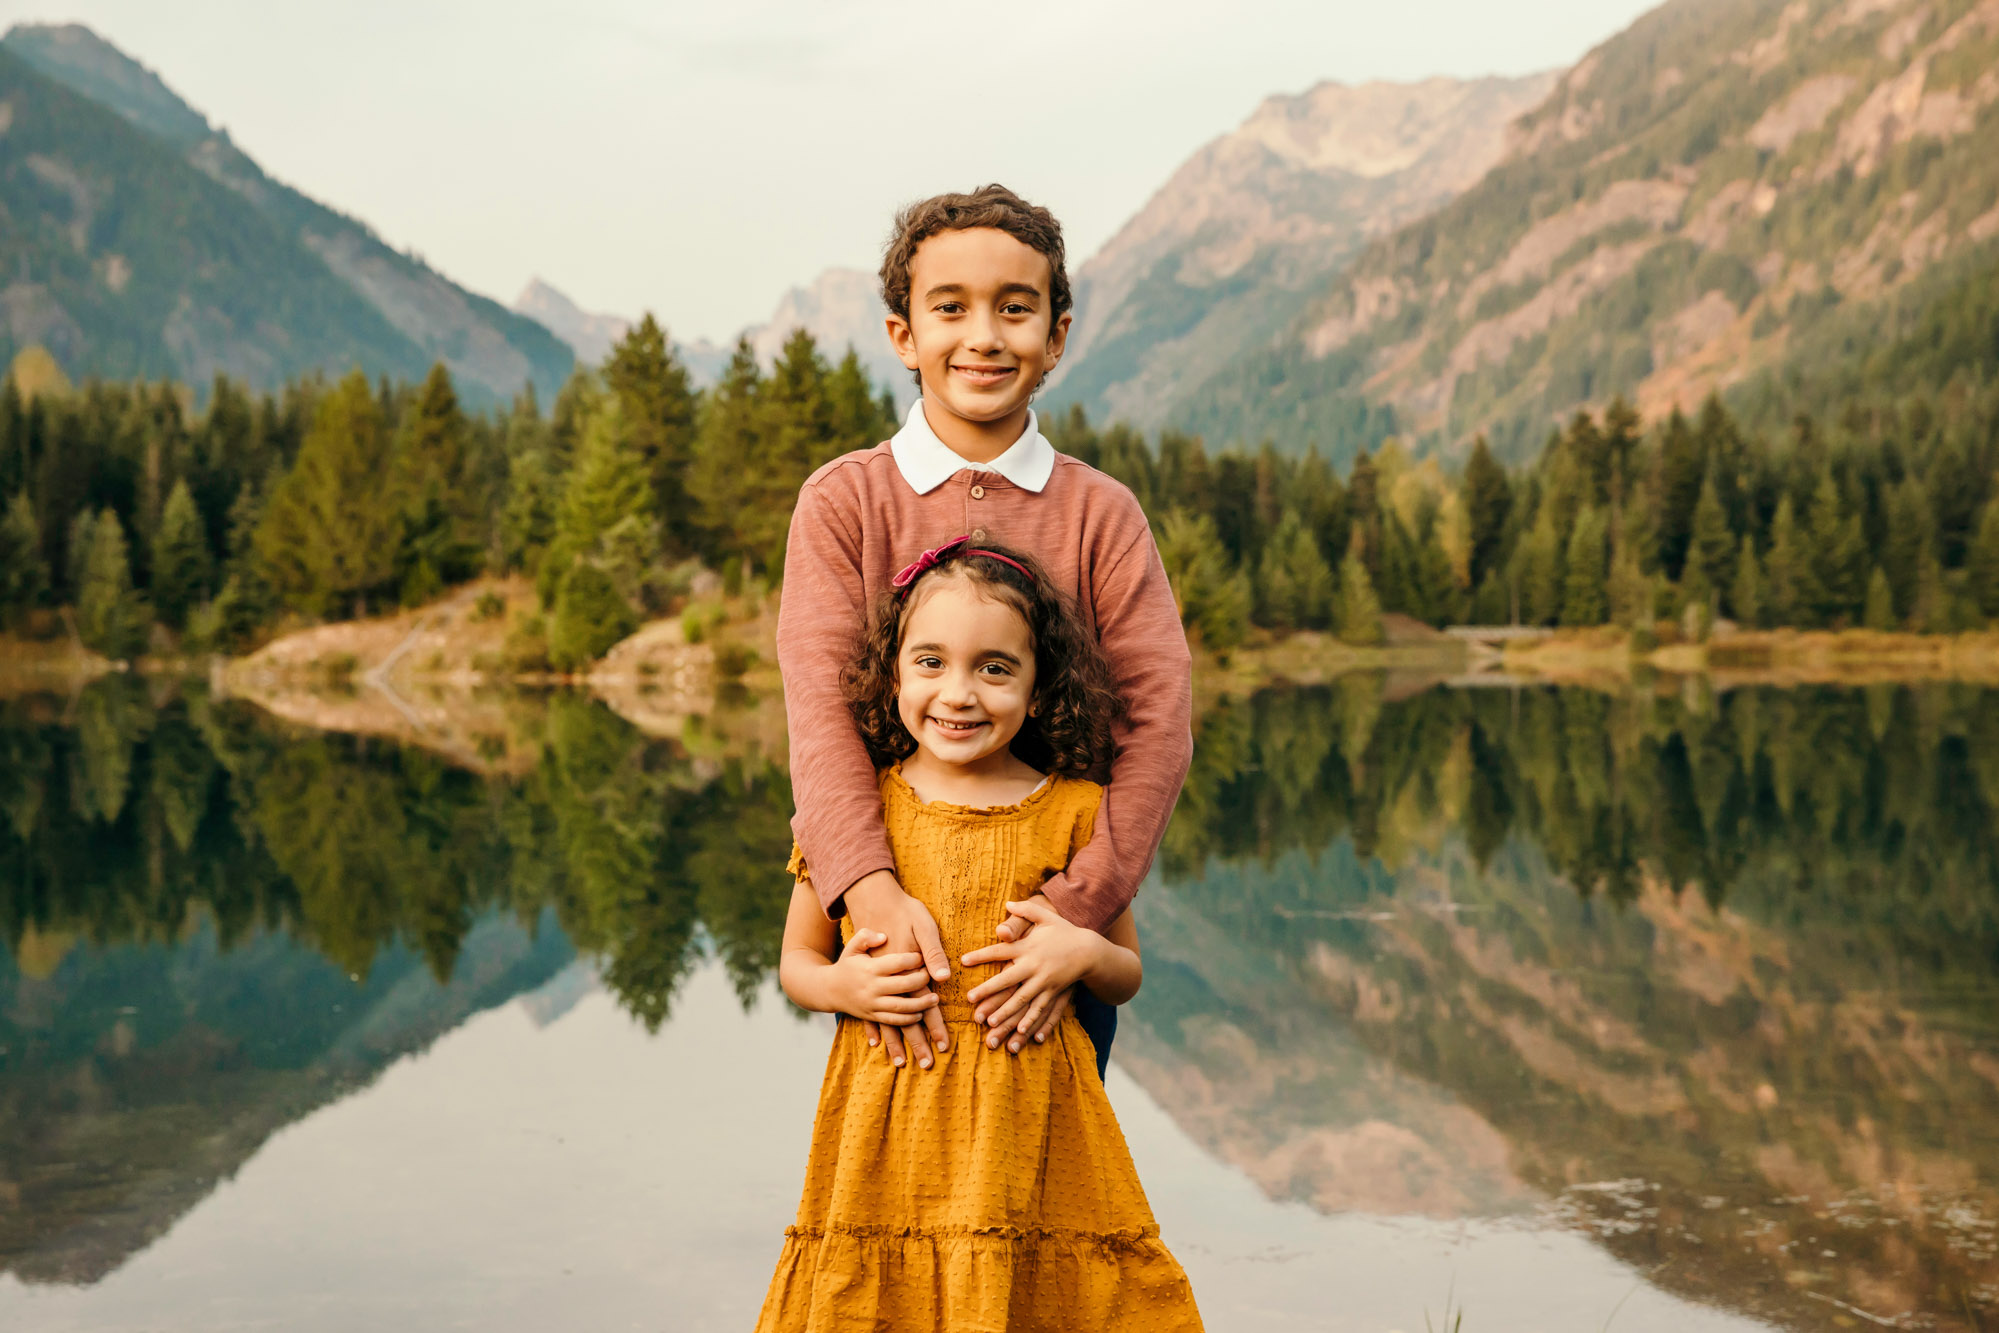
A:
[839, 542, 1126, 779]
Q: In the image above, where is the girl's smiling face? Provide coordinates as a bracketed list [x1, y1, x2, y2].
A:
[895, 572, 1038, 774]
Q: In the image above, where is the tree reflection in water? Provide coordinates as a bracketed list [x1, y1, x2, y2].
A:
[2, 676, 1997, 1326]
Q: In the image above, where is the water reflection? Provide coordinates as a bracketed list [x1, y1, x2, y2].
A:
[2, 677, 1996, 1328]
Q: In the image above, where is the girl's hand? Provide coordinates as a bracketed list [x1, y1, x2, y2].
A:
[961, 898, 1103, 1050]
[828, 929, 940, 1035]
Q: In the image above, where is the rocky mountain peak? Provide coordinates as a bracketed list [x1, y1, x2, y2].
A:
[1051, 70, 1556, 431]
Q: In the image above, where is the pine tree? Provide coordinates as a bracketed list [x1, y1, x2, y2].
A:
[1463, 435, 1512, 589]
[1654, 408, 1704, 580]
[500, 390, 558, 573]
[752, 330, 845, 571]
[203, 477, 277, 652]
[1967, 498, 1999, 621]
[255, 370, 401, 618]
[549, 561, 639, 671]
[1162, 431, 1220, 520]
[1346, 450, 1380, 577]
[76, 509, 150, 659]
[1208, 455, 1260, 566]
[0, 491, 46, 629]
[545, 397, 657, 608]
[1373, 511, 1422, 618]
[150, 478, 212, 631]
[1560, 505, 1609, 626]
[1882, 479, 1930, 619]
[1765, 495, 1801, 627]
[1731, 535, 1763, 628]
[825, 348, 894, 454]
[1564, 409, 1611, 506]
[1335, 552, 1383, 646]
[1863, 566, 1896, 631]
[1255, 511, 1334, 631]
[64, 507, 96, 606]
[1688, 472, 1734, 601]
[605, 314, 698, 553]
[1414, 514, 1462, 626]
[1156, 509, 1250, 652]
[1608, 533, 1650, 629]
[689, 339, 772, 570]
[1914, 543, 1948, 633]
[1518, 505, 1564, 626]
[391, 363, 483, 604]
[1806, 468, 1863, 625]
[1602, 396, 1643, 505]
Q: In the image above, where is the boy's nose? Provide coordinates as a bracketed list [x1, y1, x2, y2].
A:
[965, 313, 1003, 351]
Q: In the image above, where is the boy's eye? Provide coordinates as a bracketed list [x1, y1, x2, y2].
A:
[1002, 302, 1031, 315]
[935, 302, 964, 315]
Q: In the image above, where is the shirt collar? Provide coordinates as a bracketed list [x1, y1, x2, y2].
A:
[888, 398, 1055, 496]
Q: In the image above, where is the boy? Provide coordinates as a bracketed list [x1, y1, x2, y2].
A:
[776, 184, 1192, 1079]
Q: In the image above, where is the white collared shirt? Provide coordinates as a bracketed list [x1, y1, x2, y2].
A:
[887, 398, 1055, 495]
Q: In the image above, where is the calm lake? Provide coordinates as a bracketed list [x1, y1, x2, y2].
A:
[2, 676, 1996, 1332]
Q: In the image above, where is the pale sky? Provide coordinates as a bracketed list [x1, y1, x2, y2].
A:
[4, 0, 1661, 343]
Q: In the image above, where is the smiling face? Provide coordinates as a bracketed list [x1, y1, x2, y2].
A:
[894, 571, 1039, 777]
[885, 227, 1071, 444]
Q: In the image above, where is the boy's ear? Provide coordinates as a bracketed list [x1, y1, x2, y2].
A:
[1045, 311, 1072, 369]
[885, 314, 920, 371]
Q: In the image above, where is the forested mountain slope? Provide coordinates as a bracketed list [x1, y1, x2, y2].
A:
[1051, 74, 1557, 432]
[0, 24, 571, 404]
[1172, 0, 1999, 462]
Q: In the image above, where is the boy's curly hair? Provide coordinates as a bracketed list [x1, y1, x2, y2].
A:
[839, 542, 1125, 779]
[879, 185, 1072, 389]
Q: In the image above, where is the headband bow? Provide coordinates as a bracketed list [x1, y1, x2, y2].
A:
[891, 536, 1035, 593]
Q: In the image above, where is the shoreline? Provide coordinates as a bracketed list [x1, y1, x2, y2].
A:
[1498, 626, 1999, 688]
[12, 601, 1999, 716]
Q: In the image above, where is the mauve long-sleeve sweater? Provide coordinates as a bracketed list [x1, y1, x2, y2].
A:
[775, 441, 1194, 934]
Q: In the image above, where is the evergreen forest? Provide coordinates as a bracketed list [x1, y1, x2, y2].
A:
[5, 280, 1999, 665]
[0, 320, 896, 667]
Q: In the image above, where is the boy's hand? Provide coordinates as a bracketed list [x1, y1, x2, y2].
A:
[962, 896, 1101, 1051]
[843, 870, 951, 1069]
[825, 930, 940, 1050]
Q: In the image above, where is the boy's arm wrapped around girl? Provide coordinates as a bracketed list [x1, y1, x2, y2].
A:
[779, 476, 1192, 1050]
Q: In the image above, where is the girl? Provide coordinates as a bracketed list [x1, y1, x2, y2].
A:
[757, 537, 1203, 1331]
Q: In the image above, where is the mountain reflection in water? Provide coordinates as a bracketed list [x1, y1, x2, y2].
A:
[2, 677, 1995, 1330]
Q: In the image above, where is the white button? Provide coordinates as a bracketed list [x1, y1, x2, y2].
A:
[970, 484, 986, 500]
[970, 528, 988, 542]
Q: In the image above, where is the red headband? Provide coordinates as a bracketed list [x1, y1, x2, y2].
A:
[891, 536, 1035, 594]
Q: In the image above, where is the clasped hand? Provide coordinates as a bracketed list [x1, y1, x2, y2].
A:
[845, 876, 1080, 1066]
[962, 896, 1089, 1054]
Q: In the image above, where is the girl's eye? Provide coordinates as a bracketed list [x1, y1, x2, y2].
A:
[914, 655, 942, 669]
[979, 663, 1012, 677]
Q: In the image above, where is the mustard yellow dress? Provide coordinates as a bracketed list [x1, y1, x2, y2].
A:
[756, 766, 1202, 1333]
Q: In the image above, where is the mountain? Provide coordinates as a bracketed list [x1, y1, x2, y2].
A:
[512, 279, 632, 371]
[518, 267, 913, 409]
[1050, 74, 1558, 433]
[1167, 0, 1999, 461]
[0, 24, 572, 404]
[510, 277, 730, 384]
[2, 912, 575, 1284]
[745, 267, 908, 408]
